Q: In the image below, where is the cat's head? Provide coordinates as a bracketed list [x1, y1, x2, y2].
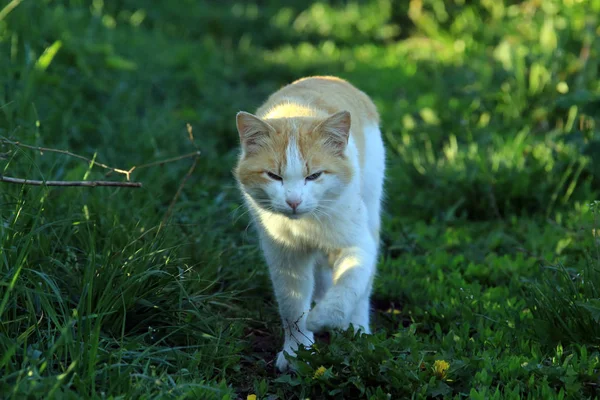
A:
[234, 111, 354, 218]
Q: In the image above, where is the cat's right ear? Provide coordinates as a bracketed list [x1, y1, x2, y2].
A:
[236, 112, 275, 155]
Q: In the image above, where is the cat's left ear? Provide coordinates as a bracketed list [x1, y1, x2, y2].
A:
[236, 112, 275, 155]
[316, 111, 351, 155]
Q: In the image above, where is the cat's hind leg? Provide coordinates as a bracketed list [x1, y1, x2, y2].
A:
[349, 274, 374, 334]
[349, 296, 372, 334]
[305, 229, 377, 333]
[343, 124, 382, 334]
[361, 124, 385, 243]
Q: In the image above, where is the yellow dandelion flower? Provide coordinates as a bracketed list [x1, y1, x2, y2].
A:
[432, 360, 450, 379]
[313, 365, 327, 379]
[247, 395, 257, 400]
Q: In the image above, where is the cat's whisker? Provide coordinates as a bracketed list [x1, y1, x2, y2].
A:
[313, 205, 336, 220]
[309, 209, 324, 225]
[231, 204, 253, 225]
[310, 207, 334, 225]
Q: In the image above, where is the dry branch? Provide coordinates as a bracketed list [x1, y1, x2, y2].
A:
[160, 156, 198, 226]
[1, 176, 142, 188]
[1, 137, 135, 180]
[131, 151, 201, 172]
[1, 137, 201, 180]
[159, 123, 201, 227]
[1, 126, 201, 192]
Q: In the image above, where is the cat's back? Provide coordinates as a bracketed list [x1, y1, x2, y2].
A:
[257, 76, 380, 168]
[257, 76, 379, 125]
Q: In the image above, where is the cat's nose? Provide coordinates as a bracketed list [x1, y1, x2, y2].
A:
[286, 199, 302, 211]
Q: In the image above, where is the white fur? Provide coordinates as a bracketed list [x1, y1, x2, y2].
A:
[243, 124, 385, 371]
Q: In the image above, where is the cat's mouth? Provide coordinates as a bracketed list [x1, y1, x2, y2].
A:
[279, 209, 309, 219]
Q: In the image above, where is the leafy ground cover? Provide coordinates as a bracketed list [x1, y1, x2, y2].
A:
[1, 0, 600, 398]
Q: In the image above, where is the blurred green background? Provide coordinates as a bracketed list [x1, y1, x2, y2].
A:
[1, 0, 600, 398]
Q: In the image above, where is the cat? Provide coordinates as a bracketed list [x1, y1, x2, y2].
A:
[234, 76, 385, 371]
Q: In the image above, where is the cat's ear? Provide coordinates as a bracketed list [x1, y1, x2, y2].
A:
[236, 112, 275, 154]
[315, 111, 351, 155]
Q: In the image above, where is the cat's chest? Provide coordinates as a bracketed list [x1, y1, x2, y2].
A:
[258, 204, 364, 250]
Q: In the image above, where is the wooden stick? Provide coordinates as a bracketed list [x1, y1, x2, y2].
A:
[1, 124, 199, 191]
[1, 137, 201, 179]
[1, 176, 142, 188]
[1, 137, 134, 180]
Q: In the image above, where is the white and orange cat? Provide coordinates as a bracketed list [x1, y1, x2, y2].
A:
[234, 76, 385, 371]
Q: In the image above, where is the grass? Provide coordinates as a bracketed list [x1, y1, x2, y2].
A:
[1, 0, 600, 398]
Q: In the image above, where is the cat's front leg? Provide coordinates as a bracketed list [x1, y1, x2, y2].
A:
[305, 237, 376, 333]
[312, 254, 333, 303]
[261, 235, 316, 371]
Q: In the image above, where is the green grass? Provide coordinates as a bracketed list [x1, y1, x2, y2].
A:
[1, 0, 600, 398]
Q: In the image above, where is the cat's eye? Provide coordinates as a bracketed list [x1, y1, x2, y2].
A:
[305, 172, 323, 181]
[266, 171, 283, 181]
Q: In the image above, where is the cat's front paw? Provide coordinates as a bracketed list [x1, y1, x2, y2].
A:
[276, 332, 314, 372]
[306, 303, 347, 332]
[276, 351, 290, 372]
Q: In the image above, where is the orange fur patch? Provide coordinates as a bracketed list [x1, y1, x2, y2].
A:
[235, 76, 379, 187]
